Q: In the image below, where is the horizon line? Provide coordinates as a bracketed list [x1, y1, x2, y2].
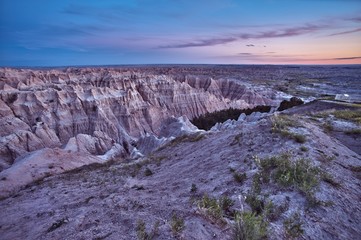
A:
[1, 63, 361, 69]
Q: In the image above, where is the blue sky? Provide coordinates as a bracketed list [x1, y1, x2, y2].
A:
[1, 0, 360, 66]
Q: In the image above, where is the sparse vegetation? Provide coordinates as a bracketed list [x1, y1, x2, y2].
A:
[283, 213, 304, 239]
[271, 115, 306, 143]
[233, 211, 268, 240]
[318, 153, 336, 163]
[170, 213, 185, 235]
[197, 194, 234, 223]
[157, 132, 205, 150]
[271, 115, 300, 131]
[333, 110, 361, 125]
[345, 128, 361, 135]
[321, 172, 341, 188]
[233, 172, 247, 184]
[136, 219, 160, 240]
[292, 133, 306, 143]
[264, 200, 288, 222]
[245, 193, 265, 215]
[198, 194, 223, 221]
[149, 155, 167, 166]
[315, 110, 361, 126]
[256, 153, 322, 206]
[220, 196, 235, 214]
[322, 121, 334, 132]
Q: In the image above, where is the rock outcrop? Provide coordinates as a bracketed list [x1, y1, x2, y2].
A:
[0, 67, 276, 171]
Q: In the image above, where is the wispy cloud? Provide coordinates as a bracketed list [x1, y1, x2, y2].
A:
[328, 27, 361, 36]
[159, 23, 326, 48]
[158, 37, 237, 48]
[345, 16, 361, 23]
[218, 52, 361, 63]
[332, 56, 361, 60]
[62, 3, 187, 23]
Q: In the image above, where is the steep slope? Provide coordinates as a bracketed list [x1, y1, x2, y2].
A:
[0, 109, 359, 239]
[0, 67, 275, 171]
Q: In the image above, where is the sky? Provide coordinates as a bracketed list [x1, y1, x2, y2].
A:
[0, 0, 361, 66]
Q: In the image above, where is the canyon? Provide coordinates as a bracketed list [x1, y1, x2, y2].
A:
[0, 65, 360, 239]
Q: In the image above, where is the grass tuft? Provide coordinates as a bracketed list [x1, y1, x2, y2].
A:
[283, 213, 304, 239]
[271, 115, 306, 143]
[197, 194, 234, 223]
[170, 213, 185, 235]
[232, 211, 268, 240]
[136, 220, 159, 240]
[233, 172, 247, 184]
[256, 153, 322, 206]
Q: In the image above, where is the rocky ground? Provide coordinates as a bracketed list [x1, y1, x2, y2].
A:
[0, 101, 360, 240]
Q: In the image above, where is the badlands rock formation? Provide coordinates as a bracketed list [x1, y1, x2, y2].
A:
[0, 67, 274, 170]
[0, 66, 360, 239]
[0, 67, 277, 195]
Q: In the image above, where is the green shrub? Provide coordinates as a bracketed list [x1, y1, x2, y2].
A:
[170, 213, 185, 235]
[264, 201, 288, 222]
[245, 173, 265, 215]
[233, 172, 247, 184]
[251, 173, 262, 194]
[333, 110, 361, 124]
[136, 220, 159, 240]
[257, 154, 321, 206]
[271, 115, 300, 132]
[198, 194, 234, 222]
[198, 194, 223, 221]
[292, 133, 306, 143]
[245, 194, 265, 216]
[271, 115, 306, 143]
[283, 213, 304, 239]
[220, 196, 235, 213]
[233, 211, 268, 240]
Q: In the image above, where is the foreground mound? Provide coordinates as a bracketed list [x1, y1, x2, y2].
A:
[0, 108, 360, 239]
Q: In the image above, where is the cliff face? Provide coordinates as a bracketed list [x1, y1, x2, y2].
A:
[0, 67, 275, 170]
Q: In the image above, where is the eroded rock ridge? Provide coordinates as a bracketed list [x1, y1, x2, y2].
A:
[0, 67, 275, 171]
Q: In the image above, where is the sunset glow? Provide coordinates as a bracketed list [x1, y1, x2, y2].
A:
[1, 0, 360, 66]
